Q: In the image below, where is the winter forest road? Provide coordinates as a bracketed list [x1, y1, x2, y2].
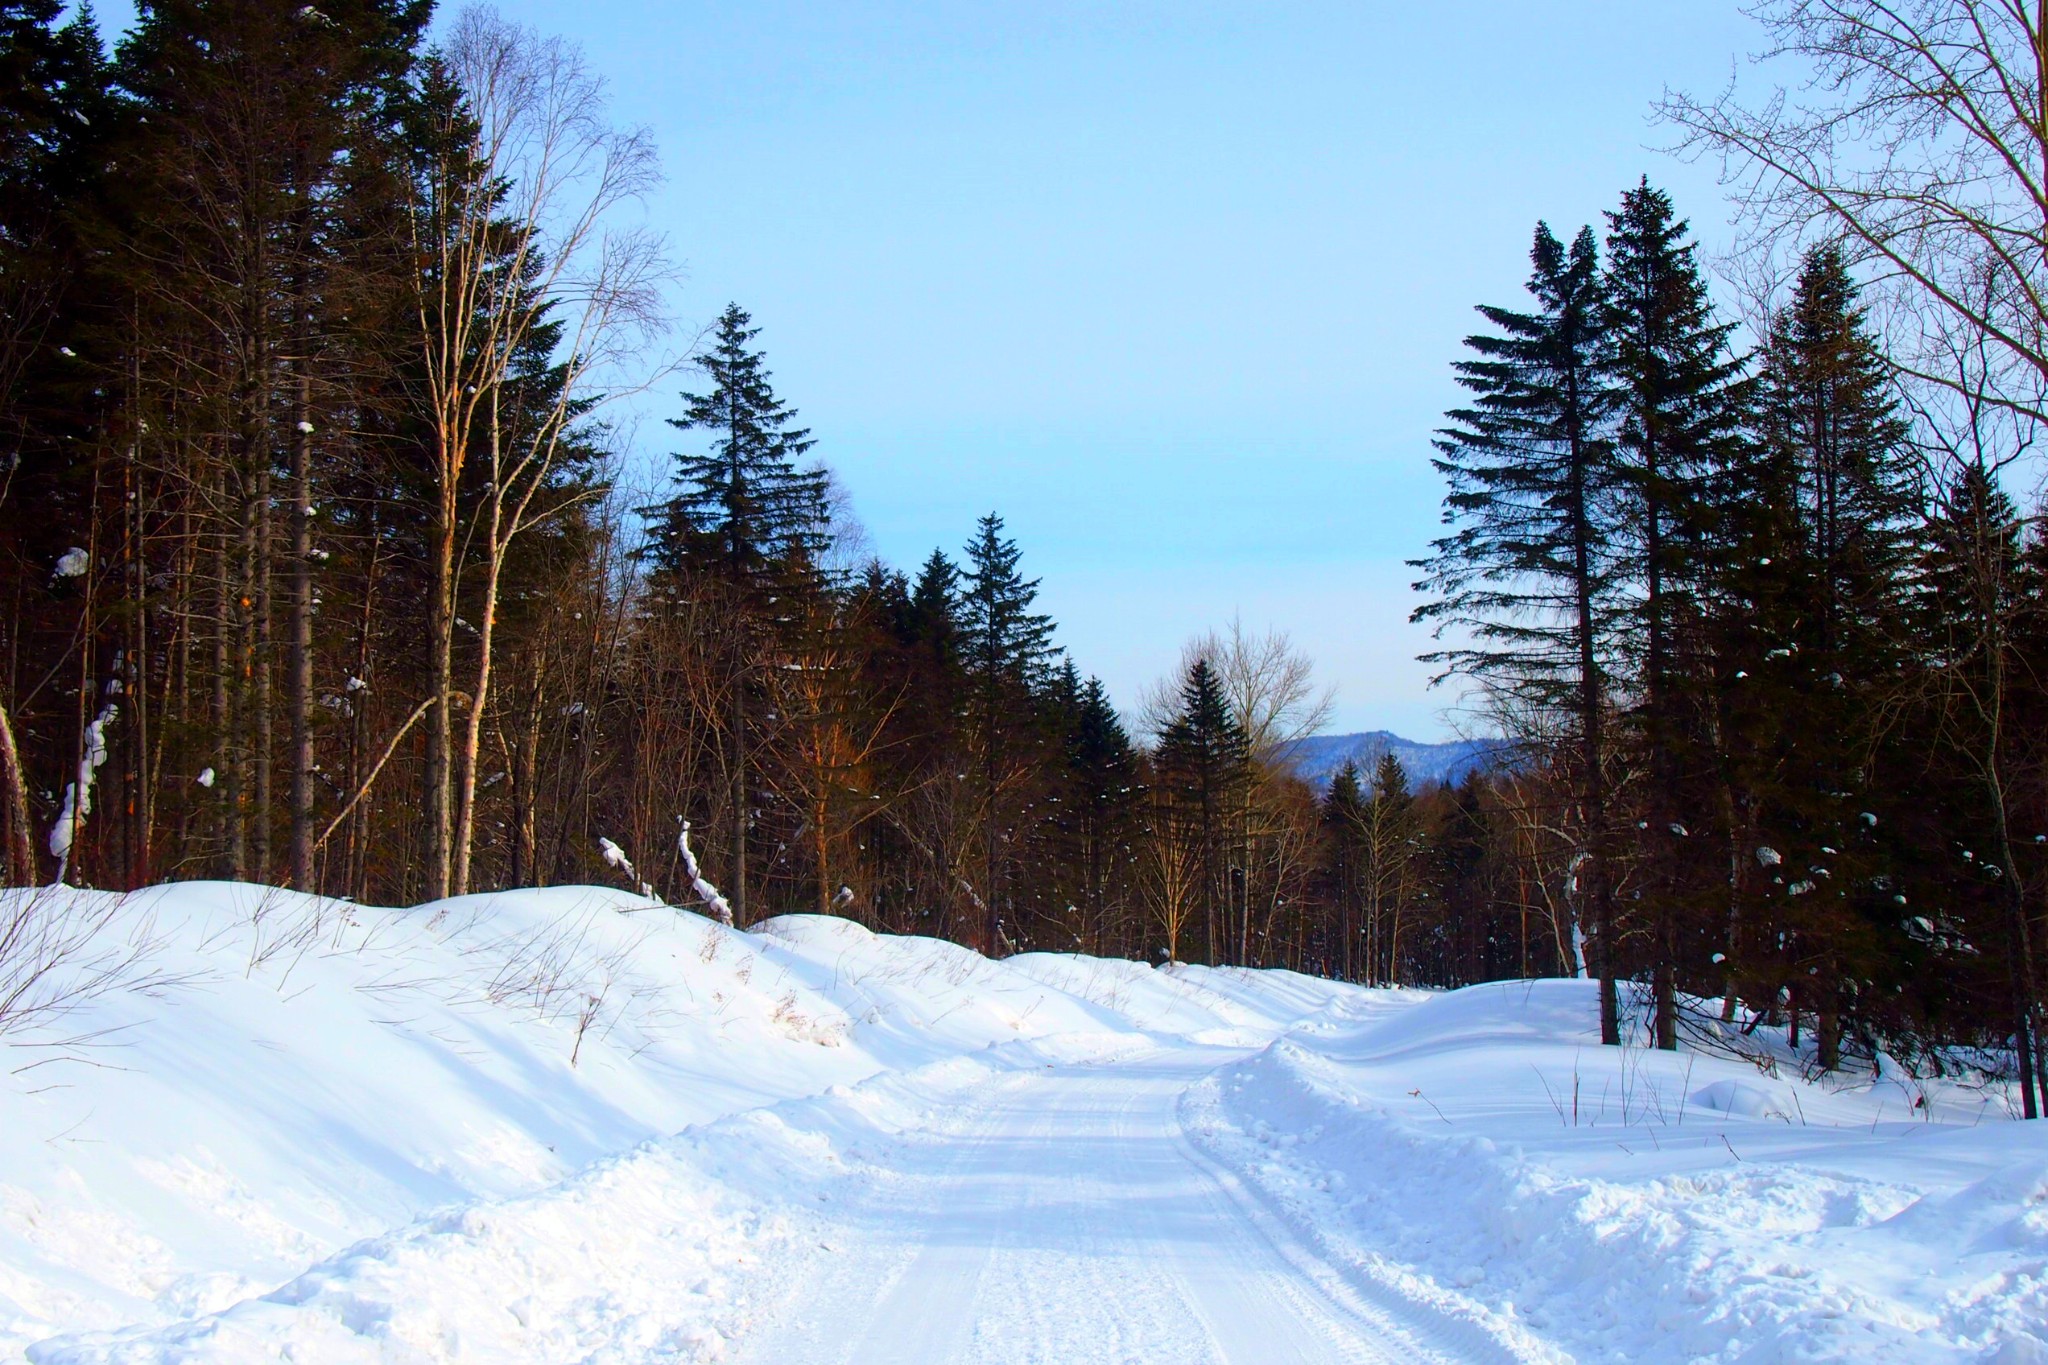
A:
[728, 1047, 1503, 1365]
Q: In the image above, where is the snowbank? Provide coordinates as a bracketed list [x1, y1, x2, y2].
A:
[1182, 978, 2048, 1363]
[4, 887, 2042, 1362]
[0, 883, 1351, 1359]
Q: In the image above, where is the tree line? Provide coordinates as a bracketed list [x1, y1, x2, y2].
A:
[5, 0, 2042, 1114]
[0, 1, 1551, 989]
[1416, 0, 2048, 1117]
[1417, 167, 2048, 1113]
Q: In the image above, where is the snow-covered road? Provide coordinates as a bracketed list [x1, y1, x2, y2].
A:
[10, 888, 2047, 1363]
[733, 1049, 1486, 1365]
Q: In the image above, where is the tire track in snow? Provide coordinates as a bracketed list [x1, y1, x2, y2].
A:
[727, 1046, 1518, 1364]
[1168, 1084, 1536, 1364]
[1102, 1055, 1446, 1365]
[1174, 1054, 1567, 1365]
[730, 1071, 1034, 1364]
[950, 1061, 1216, 1363]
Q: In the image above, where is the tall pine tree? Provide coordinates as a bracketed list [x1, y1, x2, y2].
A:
[1754, 243, 1914, 1072]
[1602, 179, 1753, 1049]
[1414, 222, 1626, 1043]
[0, 0, 106, 885]
[650, 304, 828, 922]
[1155, 657, 1250, 965]
[1318, 760, 1367, 979]
[1917, 461, 2040, 1113]
[959, 513, 1055, 952]
[649, 303, 826, 586]
[1058, 673, 1140, 955]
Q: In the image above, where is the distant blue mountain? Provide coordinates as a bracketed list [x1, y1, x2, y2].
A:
[1279, 730, 1511, 792]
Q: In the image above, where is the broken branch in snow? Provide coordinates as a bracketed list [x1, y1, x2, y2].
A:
[677, 821, 733, 926]
[50, 702, 118, 885]
[597, 837, 657, 900]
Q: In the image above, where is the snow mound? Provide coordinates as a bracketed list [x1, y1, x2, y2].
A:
[6, 890, 2044, 1361]
[1183, 978, 2048, 1363]
[1689, 1077, 1800, 1120]
[0, 883, 1345, 1358]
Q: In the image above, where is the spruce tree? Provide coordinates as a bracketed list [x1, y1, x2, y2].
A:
[1321, 761, 1368, 979]
[907, 549, 962, 664]
[1766, 246, 1914, 664]
[0, 0, 107, 884]
[1755, 243, 1915, 1071]
[1371, 751, 1412, 803]
[1602, 179, 1753, 1049]
[650, 304, 828, 922]
[649, 303, 826, 585]
[1060, 674, 1140, 955]
[959, 512, 1056, 952]
[897, 546, 965, 791]
[0, 0, 104, 316]
[1917, 462, 2040, 1113]
[1693, 348, 1809, 1027]
[1413, 222, 1625, 1042]
[1155, 657, 1250, 964]
[1363, 752, 1415, 984]
[961, 514, 1055, 690]
[82, 0, 428, 886]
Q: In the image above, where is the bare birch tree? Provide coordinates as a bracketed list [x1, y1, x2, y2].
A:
[412, 6, 668, 897]
[1143, 781, 1199, 965]
[1662, 1, 2048, 424]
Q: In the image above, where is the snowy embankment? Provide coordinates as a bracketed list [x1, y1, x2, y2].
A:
[1183, 980, 2048, 1363]
[0, 883, 2042, 1362]
[0, 883, 1338, 1361]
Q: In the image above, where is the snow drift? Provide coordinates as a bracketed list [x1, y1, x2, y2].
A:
[0, 884, 2041, 1362]
[1183, 979, 2048, 1362]
[0, 883, 1343, 1359]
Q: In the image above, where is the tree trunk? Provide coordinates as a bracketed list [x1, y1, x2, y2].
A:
[1640, 417, 1674, 1051]
[508, 678, 542, 887]
[1983, 755, 2039, 1116]
[213, 509, 236, 877]
[1719, 780, 1745, 1023]
[452, 479, 506, 899]
[1655, 961, 1678, 1051]
[253, 440, 274, 884]
[0, 692, 34, 884]
[983, 694, 1002, 956]
[122, 404, 153, 889]
[425, 455, 457, 901]
[229, 411, 262, 881]
[288, 370, 314, 889]
[729, 650, 748, 926]
[346, 523, 381, 901]
[1565, 360, 1619, 1046]
[1817, 987, 1842, 1071]
[815, 790, 831, 917]
[2007, 885, 2041, 1118]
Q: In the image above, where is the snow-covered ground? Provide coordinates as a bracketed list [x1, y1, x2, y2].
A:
[0, 883, 2042, 1362]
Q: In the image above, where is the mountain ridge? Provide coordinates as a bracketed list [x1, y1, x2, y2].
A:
[1279, 729, 1509, 791]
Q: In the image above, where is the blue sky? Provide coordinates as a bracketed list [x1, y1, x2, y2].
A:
[98, 1, 1769, 738]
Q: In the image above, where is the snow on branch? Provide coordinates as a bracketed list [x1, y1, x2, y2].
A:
[596, 837, 656, 900]
[677, 821, 733, 927]
[49, 701, 118, 884]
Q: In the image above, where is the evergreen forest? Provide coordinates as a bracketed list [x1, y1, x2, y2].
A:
[5, 0, 2048, 1119]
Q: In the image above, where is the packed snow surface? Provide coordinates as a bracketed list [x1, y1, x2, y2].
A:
[0, 883, 2042, 1362]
